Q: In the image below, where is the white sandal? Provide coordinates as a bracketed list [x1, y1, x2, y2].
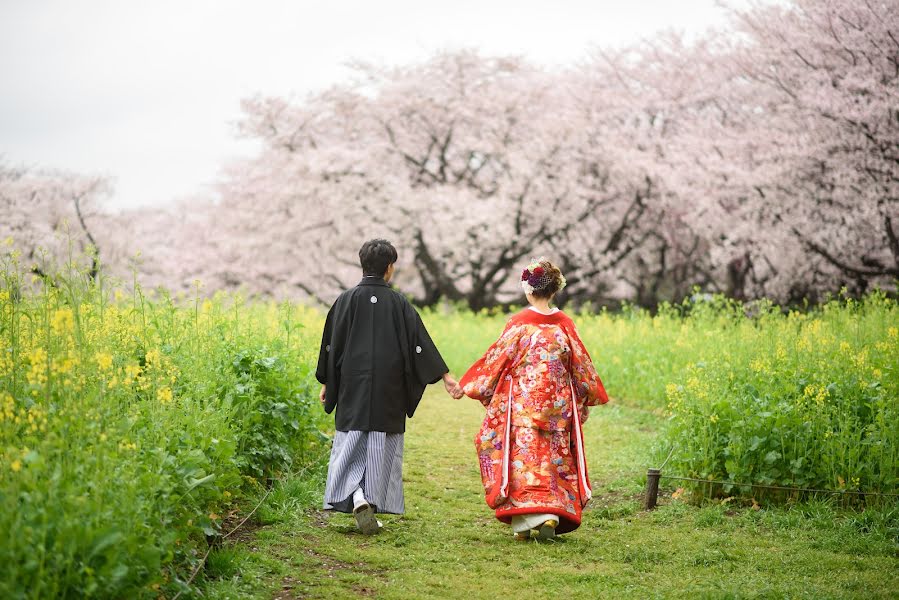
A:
[353, 503, 380, 535]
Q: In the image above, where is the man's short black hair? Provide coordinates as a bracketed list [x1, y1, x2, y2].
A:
[359, 239, 398, 277]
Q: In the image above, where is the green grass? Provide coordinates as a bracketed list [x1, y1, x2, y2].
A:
[4, 243, 895, 597]
[199, 389, 899, 599]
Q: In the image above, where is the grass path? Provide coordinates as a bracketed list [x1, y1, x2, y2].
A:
[202, 390, 899, 599]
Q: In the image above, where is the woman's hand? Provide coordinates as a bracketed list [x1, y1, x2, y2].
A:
[442, 373, 464, 399]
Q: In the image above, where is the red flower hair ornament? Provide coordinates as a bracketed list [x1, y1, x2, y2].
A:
[520, 258, 565, 295]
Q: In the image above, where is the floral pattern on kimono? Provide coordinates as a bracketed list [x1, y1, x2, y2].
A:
[460, 309, 608, 534]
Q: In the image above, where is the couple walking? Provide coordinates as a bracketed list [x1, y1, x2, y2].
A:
[315, 239, 608, 540]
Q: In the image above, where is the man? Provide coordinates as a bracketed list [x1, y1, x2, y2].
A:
[316, 239, 462, 534]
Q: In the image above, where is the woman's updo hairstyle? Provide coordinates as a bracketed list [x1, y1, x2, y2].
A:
[520, 257, 566, 299]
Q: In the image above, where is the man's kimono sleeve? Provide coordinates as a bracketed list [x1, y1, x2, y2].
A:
[315, 299, 345, 414]
[460, 323, 522, 407]
[402, 302, 448, 418]
[566, 323, 609, 421]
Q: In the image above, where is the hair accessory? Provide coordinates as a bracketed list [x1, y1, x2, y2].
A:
[520, 257, 566, 295]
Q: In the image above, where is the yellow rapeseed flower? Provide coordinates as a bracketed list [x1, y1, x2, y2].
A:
[26, 347, 48, 387]
[55, 356, 78, 376]
[95, 352, 114, 372]
[157, 387, 173, 404]
[775, 344, 787, 361]
[123, 364, 142, 386]
[1, 392, 14, 421]
[749, 358, 769, 374]
[50, 308, 75, 335]
[144, 349, 160, 366]
[888, 327, 897, 339]
[10, 459, 22, 472]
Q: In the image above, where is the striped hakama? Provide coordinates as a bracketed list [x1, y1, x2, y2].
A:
[323, 430, 405, 514]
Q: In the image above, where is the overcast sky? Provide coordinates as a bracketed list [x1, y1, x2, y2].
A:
[0, 1, 746, 210]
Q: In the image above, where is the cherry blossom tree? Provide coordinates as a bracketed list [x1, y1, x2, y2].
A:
[219, 51, 680, 309]
[0, 161, 109, 284]
[581, 0, 899, 304]
[726, 0, 899, 298]
[6, 0, 895, 309]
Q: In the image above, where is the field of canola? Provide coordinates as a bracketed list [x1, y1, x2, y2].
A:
[1, 251, 896, 597]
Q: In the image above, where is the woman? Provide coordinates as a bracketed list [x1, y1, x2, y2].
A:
[460, 258, 608, 540]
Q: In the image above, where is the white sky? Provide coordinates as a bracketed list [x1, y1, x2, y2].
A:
[0, 0, 745, 210]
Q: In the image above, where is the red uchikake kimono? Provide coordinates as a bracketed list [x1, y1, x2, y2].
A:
[460, 308, 608, 534]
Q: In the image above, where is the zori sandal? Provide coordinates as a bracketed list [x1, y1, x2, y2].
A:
[535, 518, 558, 541]
[353, 503, 380, 535]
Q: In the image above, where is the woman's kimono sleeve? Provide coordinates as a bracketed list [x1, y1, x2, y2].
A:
[460, 323, 522, 406]
[567, 323, 609, 421]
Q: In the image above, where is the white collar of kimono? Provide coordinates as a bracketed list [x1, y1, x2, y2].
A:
[528, 306, 559, 315]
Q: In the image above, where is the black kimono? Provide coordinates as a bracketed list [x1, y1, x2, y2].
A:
[315, 276, 448, 433]
[317, 276, 448, 514]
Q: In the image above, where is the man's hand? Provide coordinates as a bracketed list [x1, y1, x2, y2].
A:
[319, 385, 326, 405]
[442, 373, 464, 400]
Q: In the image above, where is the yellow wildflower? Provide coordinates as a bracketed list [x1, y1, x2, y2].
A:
[709, 414, 719, 424]
[749, 358, 769, 373]
[55, 356, 78, 375]
[26, 347, 48, 387]
[888, 327, 897, 339]
[145, 350, 161, 366]
[50, 308, 75, 335]
[95, 352, 114, 371]
[157, 387, 173, 404]
[123, 364, 142, 386]
[1, 392, 14, 421]
[10, 459, 22, 472]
